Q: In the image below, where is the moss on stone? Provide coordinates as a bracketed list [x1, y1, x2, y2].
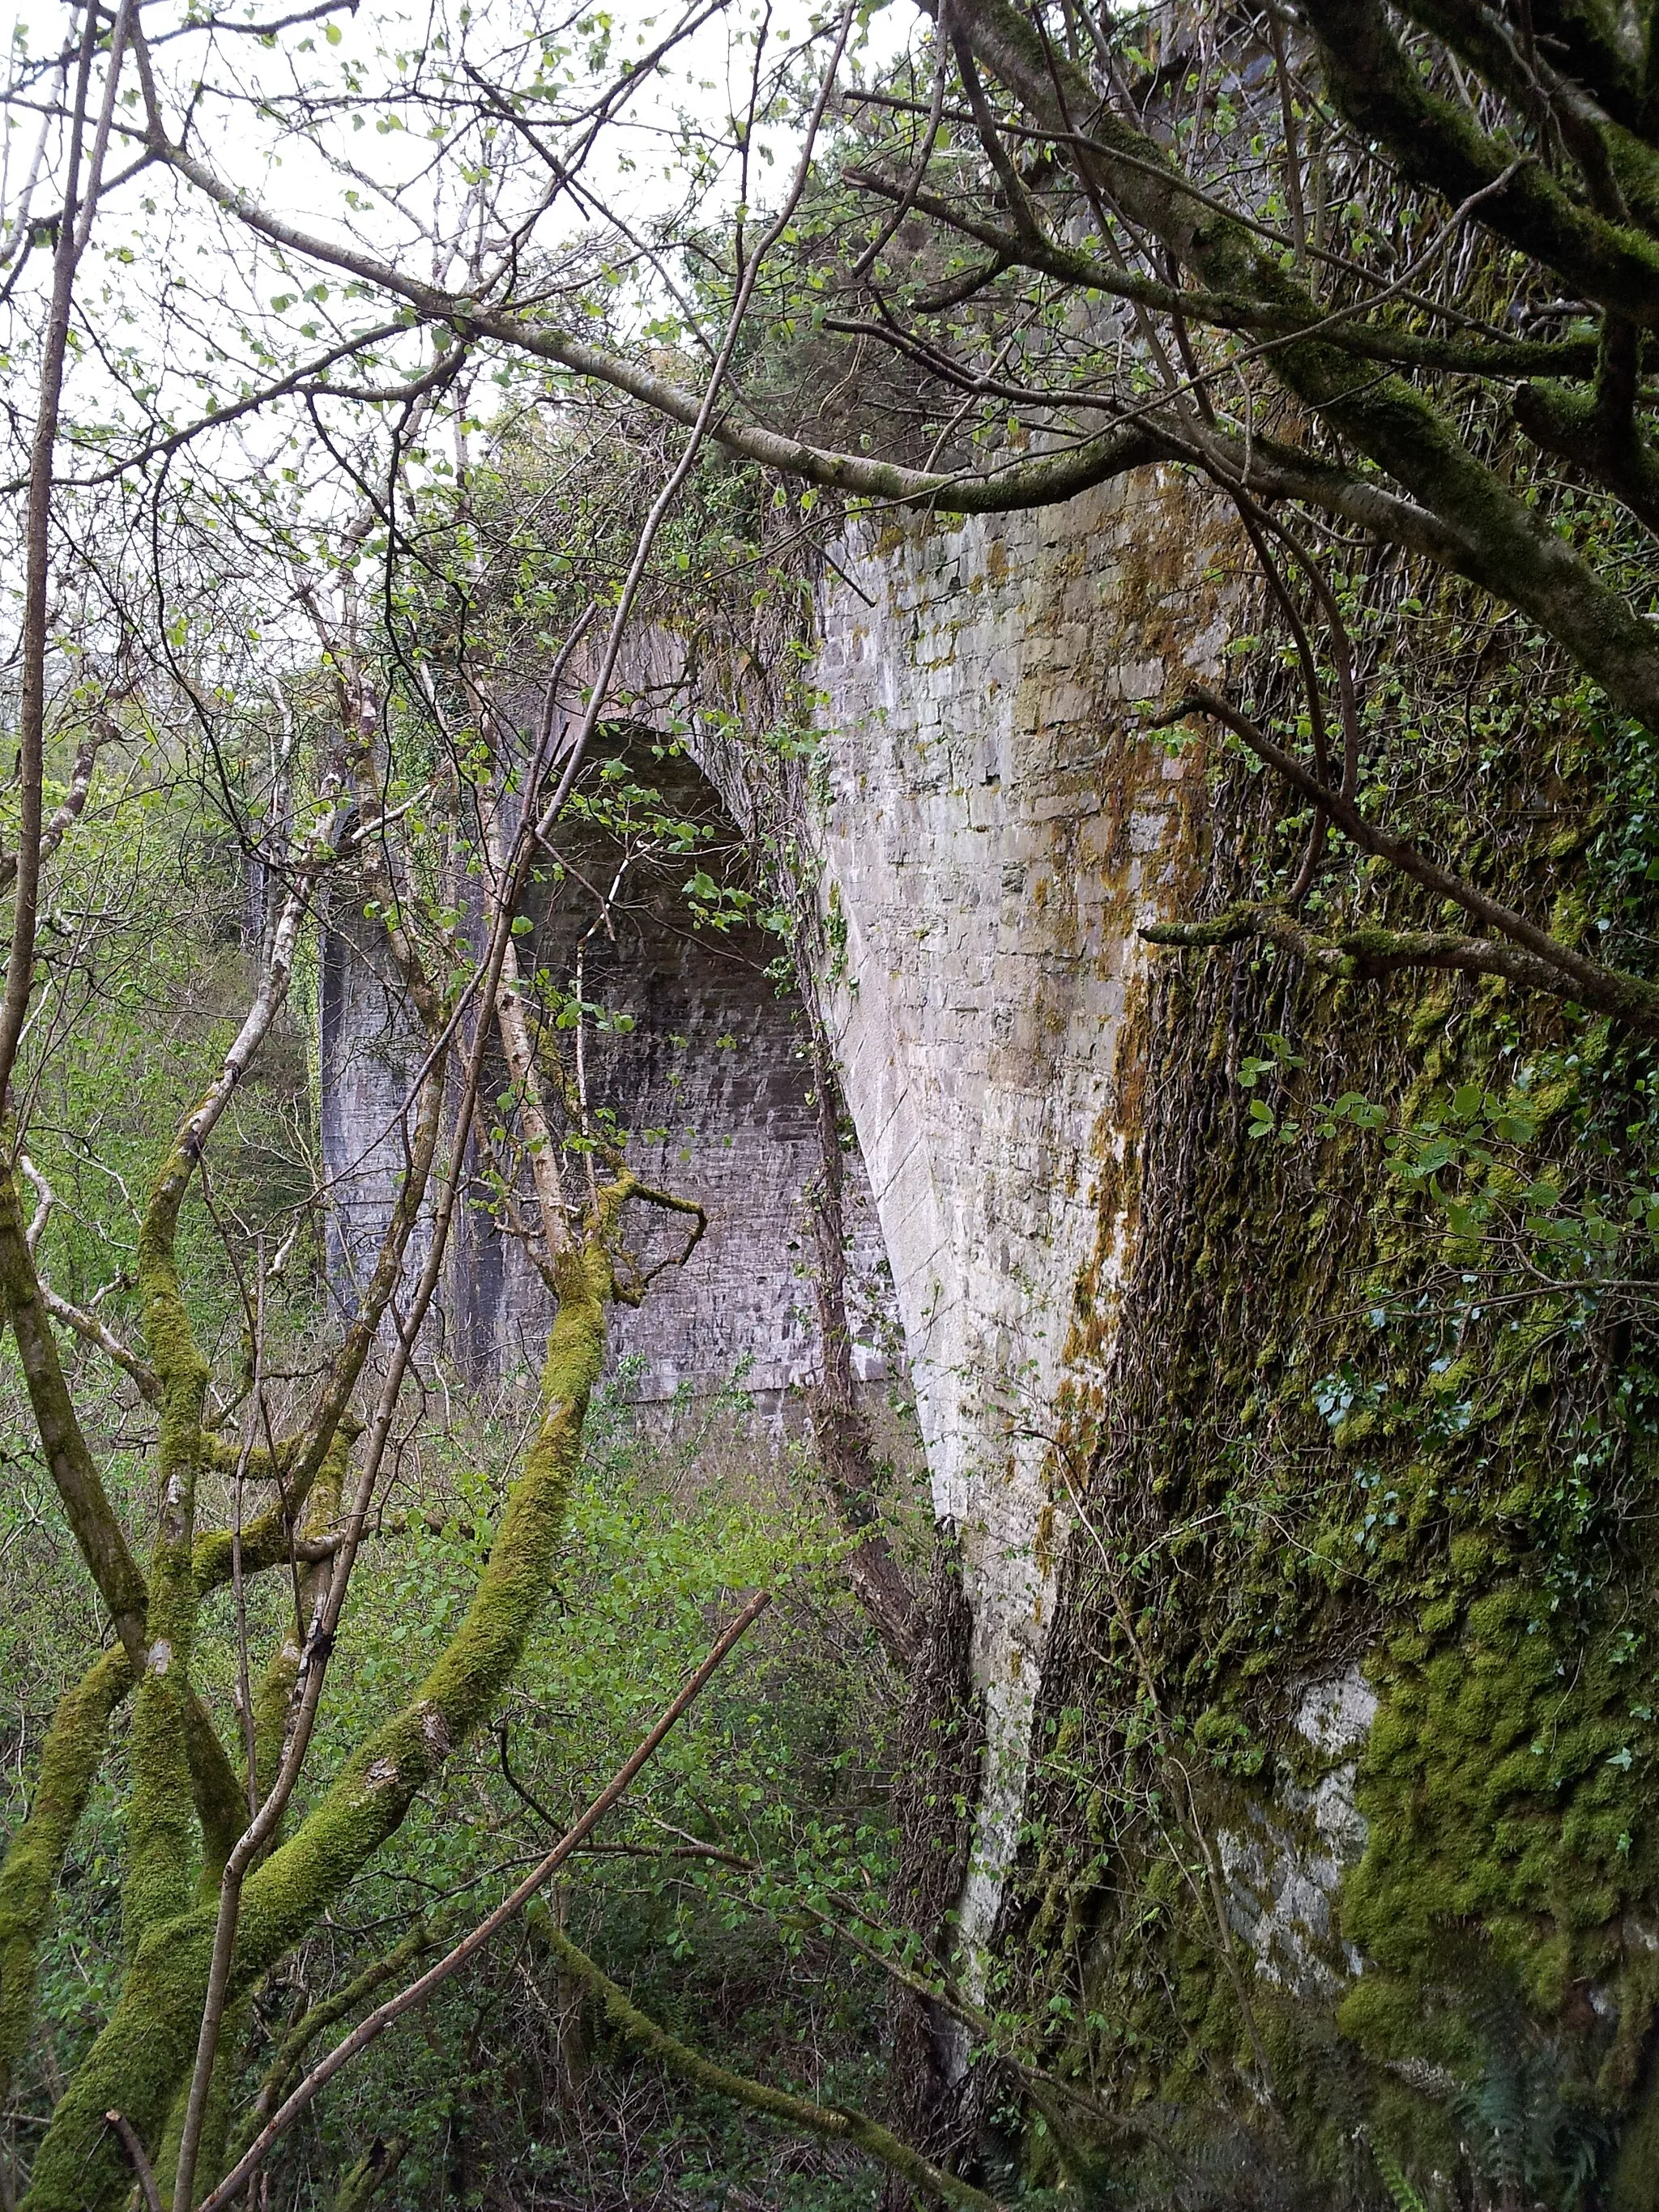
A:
[996, 619, 1659, 2203]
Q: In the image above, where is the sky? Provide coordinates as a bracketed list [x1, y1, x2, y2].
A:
[4, 0, 917, 299]
[0, 0, 919, 666]
[2, 0, 917, 479]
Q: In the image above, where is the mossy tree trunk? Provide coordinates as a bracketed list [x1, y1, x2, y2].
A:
[14, 1163, 631, 2211]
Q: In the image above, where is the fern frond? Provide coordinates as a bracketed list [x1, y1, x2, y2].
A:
[1369, 2141, 1431, 2212]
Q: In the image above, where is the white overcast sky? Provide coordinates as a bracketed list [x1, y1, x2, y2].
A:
[2, 0, 916, 454]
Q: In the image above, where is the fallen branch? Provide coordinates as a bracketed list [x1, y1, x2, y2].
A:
[539, 1921, 1004, 2212]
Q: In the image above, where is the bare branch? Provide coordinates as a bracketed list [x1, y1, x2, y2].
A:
[102, 2111, 161, 2212]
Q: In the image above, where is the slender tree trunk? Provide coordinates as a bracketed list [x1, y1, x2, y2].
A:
[0, 1647, 134, 2120]
[880, 1540, 987, 2210]
[803, 1010, 920, 1669]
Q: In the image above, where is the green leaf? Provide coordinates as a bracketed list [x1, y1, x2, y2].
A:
[1371, 2146, 1431, 2212]
[1490, 1111, 1537, 1143]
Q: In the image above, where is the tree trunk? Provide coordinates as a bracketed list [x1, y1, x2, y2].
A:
[881, 1538, 987, 2209]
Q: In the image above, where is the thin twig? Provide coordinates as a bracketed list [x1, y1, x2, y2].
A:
[104, 2111, 162, 2212]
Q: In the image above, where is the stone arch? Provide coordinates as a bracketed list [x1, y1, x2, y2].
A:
[318, 734, 896, 1406]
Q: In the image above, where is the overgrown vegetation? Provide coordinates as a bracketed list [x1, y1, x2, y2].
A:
[13, 0, 1659, 2203]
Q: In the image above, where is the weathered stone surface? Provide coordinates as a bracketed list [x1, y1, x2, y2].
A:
[319, 887, 433, 1309]
[321, 467, 1239, 1956]
[806, 471, 1235, 1954]
[1218, 1671, 1376, 1997]
[310, 437, 1659, 2189]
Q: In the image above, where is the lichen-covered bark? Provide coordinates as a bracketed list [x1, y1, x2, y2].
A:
[0, 1447, 362, 2141]
[948, 0, 1659, 735]
[149, 1991, 249, 2211]
[1305, 0, 1659, 319]
[153, 1441, 354, 2205]
[247, 1430, 348, 1807]
[123, 1126, 216, 1953]
[0, 1166, 150, 1652]
[330, 2132, 407, 2210]
[0, 1164, 245, 1871]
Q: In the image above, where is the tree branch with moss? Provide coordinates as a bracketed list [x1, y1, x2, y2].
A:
[1142, 688, 1659, 1034]
[538, 1920, 1007, 2212]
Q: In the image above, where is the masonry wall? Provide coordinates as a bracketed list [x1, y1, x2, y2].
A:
[317, 457, 1659, 2196]
[318, 468, 1239, 1954]
[804, 470, 1235, 1956]
[803, 478, 1659, 2201]
[318, 742, 895, 1406]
